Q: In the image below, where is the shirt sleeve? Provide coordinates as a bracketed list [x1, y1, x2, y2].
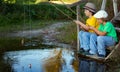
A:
[98, 24, 102, 31]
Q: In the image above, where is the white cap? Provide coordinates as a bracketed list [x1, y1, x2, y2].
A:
[94, 10, 108, 18]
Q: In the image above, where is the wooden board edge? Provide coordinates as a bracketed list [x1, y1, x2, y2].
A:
[78, 42, 120, 62]
[77, 53, 105, 63]
[105, 42, 120, 60]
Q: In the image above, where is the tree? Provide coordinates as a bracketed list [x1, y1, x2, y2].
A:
[4, 0, 16, 4]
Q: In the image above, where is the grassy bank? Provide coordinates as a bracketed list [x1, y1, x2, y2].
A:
[56, 21, 77, 46]
[0, 19, 59, 32]
[0, 37, 55, 53]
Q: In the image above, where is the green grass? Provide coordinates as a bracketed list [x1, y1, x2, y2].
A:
[0, 20, 58, 32]
[56, 21, 77, 45]
[0, 37, 55, 53]
[0, 2, 78, 32]
[0, 59, 12, 72]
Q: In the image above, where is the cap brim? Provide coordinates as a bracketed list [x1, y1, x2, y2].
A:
[94, 13, 101, 18]
[83, 6, 96, 13]
[83, 6, 86, 9]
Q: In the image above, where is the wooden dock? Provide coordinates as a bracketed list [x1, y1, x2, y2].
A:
[78, 42, 120, 63]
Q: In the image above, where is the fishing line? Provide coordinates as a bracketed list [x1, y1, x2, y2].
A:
[21, 0, 25, 45]
[50, 2, 83, 57]
[27, 0, 32, 47]
[50, 3, 78, 48]
[59, 0, 85, 22]
[50, 2, 74, 21]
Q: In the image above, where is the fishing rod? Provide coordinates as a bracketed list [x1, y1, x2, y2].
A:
[59, 0, 85, 22]
[49, 2, 84, 26]
[50, 2, 81, 61]
[49, 1, 86, 30]
[50, 2, 75, 21]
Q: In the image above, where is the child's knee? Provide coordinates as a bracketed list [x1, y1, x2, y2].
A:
[97, 36, 104, 42]
[82, 32, 88, 37]
[90, 34, 97, 38]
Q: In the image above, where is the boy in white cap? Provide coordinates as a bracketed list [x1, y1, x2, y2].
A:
[89, 10, 118, 57]
[74, 2, 99, 53]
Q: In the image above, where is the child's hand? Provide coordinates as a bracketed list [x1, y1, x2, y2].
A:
[73, 20, 81, 25]
[89, 26, 94, 30]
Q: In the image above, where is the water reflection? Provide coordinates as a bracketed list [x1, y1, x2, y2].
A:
[4, 49, 48, 72]
[3, 48, 77, 72]
[61, 49, 75, 72]
[3, 48, 107, 72]
[79, 59, 106, 72]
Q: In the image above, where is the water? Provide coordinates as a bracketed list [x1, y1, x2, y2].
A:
[4, 49, 51, 72]
[3, 48, 77, 72]
[79, 59, 106, 72]
[2, 48, 108, 72]
[1, 41, 120, 72]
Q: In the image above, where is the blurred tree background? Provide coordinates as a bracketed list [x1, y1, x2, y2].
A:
[0, 0, 120, 22]
[0, 0, 119, 32]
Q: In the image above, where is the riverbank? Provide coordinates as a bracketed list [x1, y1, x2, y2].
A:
[0, 21, 77, 52]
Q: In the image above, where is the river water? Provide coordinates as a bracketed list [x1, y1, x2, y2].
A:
[2, 48, 108, 72]
[3, 48, 76, 72]
[1, 37, 119, 72]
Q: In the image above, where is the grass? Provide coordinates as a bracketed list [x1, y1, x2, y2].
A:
[56, 21, 77, 46]
[0, 2, 78, 32]
[0, 20, 58, 32]
[0, 37, 56, 53]
[0, 59, 12, 72]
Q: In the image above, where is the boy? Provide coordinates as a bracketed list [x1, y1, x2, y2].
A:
[89, 10, 118, 57]
[74, 2, 99, 53]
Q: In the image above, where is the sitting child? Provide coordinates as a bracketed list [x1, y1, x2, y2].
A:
[89, 10, 118, 58]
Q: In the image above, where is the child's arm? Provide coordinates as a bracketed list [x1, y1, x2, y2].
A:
[74, 20, 90, 31]
[90, 26, 107, 36]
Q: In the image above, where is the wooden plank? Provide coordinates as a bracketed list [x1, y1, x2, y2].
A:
[113, 0, 118, 16]
[101, 0, 107, 10]
[111, 11, 120, 22]
[78, 41, 120, 62]
[76, 3, 80, 51]
[111, 11, 120, 29]
[78, 53, 105, 63]
[115, 27, 120, 32]
[105, 41, 120, 60]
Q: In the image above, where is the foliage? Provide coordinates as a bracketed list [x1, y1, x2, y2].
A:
[4, 0, 16, 3]
[0, 2, 77, 21]
[0, 59, 12, 72]
[0, 19, 57, 32]
[56, 21, 77, 46]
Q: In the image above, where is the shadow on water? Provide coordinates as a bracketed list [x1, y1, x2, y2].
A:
[79, 58, 106, 72]
[0, 54, 13, 72]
